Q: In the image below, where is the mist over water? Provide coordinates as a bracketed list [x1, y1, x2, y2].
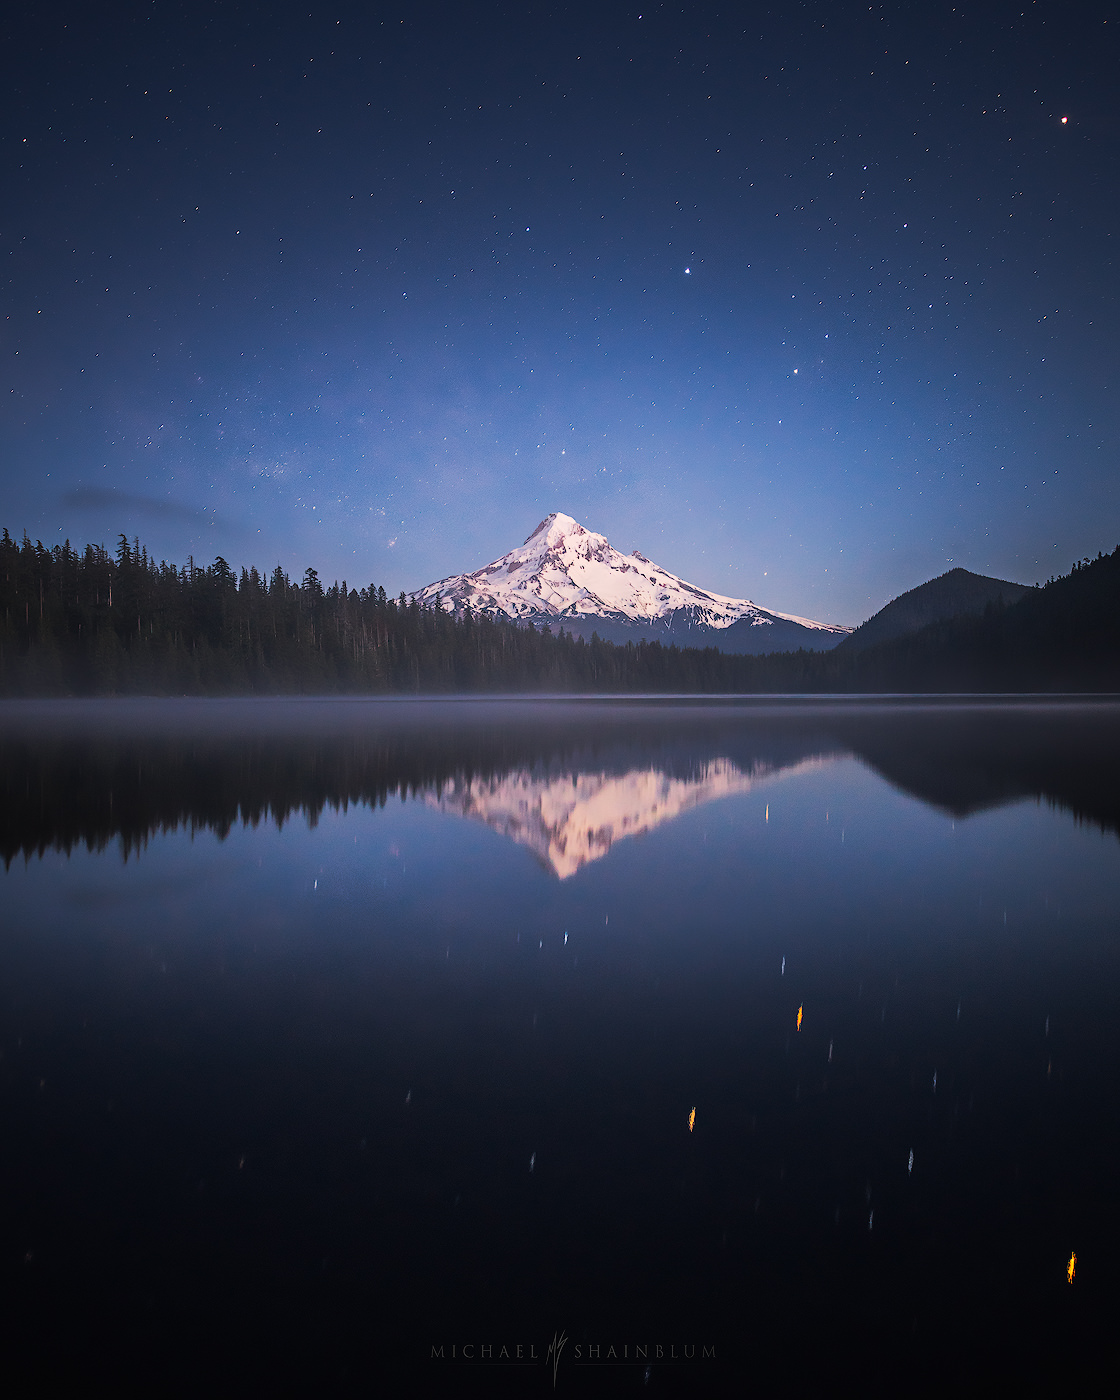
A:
[2, 698, 1118, 1389]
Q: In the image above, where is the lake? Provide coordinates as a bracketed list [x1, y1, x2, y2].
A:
[2, 696, 1118, 1392]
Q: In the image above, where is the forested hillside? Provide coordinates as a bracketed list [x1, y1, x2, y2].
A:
[0, 528, 775, 694]
[838, 567, 1031, 653]
[840, 548, 1120, 692]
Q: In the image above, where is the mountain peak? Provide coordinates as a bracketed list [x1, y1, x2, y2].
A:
[524, 511, 584, 547]
[410, 513, 852, 654]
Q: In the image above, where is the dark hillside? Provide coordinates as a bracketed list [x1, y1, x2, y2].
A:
[846, 548, 1120, 691]
[839, 567, 1031, 653]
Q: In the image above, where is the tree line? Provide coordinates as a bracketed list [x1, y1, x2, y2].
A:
[0, 527, 771, 694]
[2, 527, 1118, 695]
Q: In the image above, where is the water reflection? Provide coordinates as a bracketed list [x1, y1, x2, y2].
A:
[4, 695, 1120, 1389]
[3, 697, 1120, 867]
[428, 756, 828, 878]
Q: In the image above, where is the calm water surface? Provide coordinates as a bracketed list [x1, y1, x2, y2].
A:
[2, 697, 1119, 1392]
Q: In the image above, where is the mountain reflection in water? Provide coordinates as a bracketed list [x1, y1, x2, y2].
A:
[427, 757, 828, 878]
[3, 697, 1120, 866]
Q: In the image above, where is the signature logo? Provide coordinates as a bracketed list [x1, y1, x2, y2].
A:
[545, 1329, 568, 1388]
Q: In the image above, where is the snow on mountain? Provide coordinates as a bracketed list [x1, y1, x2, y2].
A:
[409, 512, 851, 654]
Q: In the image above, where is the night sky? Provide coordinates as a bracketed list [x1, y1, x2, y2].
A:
[3, 1, 1116, 625]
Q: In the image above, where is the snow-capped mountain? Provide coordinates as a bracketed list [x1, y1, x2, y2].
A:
[410, 512, 851, 654]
